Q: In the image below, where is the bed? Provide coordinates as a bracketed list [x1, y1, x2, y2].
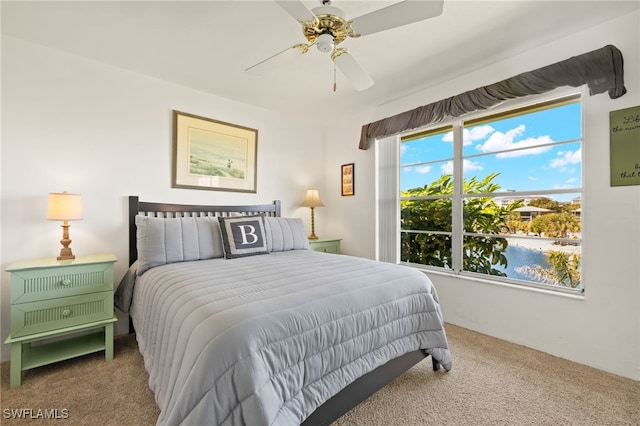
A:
[116, 196, 451, 426]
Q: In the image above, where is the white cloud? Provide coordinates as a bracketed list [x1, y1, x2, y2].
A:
[415, 165, 431, 174]
[550, 148, 582, 168]
[475, 124, 553, 158]
[441, 162, 453, 174]
[466, 125, 495, 144]
[528, 176, 538, 181]
[464, 160, 484, 173]
[443, 125, 494, 146]
[441, 159, 483, 175]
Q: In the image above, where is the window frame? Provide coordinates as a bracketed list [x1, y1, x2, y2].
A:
[389, 87, 585, 294]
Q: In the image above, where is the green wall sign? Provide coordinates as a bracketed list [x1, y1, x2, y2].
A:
[610, 105, 640, 186]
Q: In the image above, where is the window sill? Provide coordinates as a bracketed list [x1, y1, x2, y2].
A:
[411, 265, 586, 301]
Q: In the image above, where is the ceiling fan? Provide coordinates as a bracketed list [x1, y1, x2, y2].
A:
[246, 0, 444, 91]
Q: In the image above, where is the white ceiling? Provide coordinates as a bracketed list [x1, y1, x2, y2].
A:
[2, 1, 638, 121]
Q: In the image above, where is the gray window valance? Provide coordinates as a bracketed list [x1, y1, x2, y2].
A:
[359, 44, 625, 150]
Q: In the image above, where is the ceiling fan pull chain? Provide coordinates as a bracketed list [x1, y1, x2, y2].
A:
[333, 60, 337, 92]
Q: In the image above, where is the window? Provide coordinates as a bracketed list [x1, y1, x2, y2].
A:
[396, 92, 583, 292]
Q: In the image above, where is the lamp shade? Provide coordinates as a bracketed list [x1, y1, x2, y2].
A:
[47, 192, 83, 221]
[301, 189, 324, 208]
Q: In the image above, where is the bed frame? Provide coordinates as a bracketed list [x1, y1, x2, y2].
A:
[127, 195, 437, 426]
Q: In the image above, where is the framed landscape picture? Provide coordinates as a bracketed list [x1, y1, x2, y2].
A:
[172, 110, 258, 193]
[341, 163, 354, 196]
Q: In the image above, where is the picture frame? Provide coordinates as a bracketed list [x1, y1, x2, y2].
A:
[172, 110, 258, 193]
[341, 163, 355, 196]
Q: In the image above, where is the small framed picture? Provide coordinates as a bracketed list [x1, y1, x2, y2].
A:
[341, 163, 354, 196]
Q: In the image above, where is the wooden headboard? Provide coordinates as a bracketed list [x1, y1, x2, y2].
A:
[128, 196, 281, 266]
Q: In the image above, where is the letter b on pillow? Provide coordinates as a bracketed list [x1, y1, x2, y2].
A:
[237, 224, 259, 245]
[218, 216, 269, 258]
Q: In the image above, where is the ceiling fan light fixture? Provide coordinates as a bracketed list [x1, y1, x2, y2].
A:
[316, 33, 334, 53]
[255, 0, 444, 92]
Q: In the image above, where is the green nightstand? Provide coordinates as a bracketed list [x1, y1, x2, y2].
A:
[4, 254, 117, 388]
[308, 238, 342, 254]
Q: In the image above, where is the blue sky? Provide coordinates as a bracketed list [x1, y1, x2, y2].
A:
[401, 102, 582, 198]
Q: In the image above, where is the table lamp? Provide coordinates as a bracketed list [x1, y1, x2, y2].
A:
[301, 189, 324, 240]
[47, 191, 83, 260]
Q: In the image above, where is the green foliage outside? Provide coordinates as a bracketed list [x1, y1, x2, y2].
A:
[528, 197, 562, 211]
[506, 197, 581, 239]
[529, 197, 581, 213]
[401, 173, 520, 276]
[516, 251, 581, 288]
[401, 175, 582, 288]
[530, 212, 581, 240]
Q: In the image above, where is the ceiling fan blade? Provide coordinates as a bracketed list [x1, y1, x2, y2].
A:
[274, 0, 316, 22]
[245, 44, 309, 75]
[333, 50, 374, 91]
[350, 0, 444, 36]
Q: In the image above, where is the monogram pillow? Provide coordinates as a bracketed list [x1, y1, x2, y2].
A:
[218, 215, 269, 259]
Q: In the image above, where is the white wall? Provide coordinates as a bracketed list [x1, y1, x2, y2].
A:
[0, 36, 327, 356]
[324, 11, 640, 380]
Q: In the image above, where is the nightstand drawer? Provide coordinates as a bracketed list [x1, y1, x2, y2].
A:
[309, 238, 341, 254]
[311, 243, 340, 253]
[11, 262, 114, 304]
[10, 291, 113, 338]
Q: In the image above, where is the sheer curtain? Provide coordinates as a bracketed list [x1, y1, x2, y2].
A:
[375, 136, 400, 263]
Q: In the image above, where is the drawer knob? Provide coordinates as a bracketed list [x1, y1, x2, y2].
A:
[60, 278, 72, 286]
[62, 309, 72, 317]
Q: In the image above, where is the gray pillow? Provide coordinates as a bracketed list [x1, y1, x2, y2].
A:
[218, 215, 269, 259]
[135, 215, 224, 275]
[265, 217, 310, 252]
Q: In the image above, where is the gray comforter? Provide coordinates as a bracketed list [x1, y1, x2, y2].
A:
[130, 250, 451, 425]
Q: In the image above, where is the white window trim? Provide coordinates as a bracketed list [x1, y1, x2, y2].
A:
[376, 86, 586, 294]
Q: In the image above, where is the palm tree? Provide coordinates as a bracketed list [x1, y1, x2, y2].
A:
[515, 250, 581, 288]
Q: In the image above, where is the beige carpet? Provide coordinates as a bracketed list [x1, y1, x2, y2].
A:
[1, 324, 638, 425]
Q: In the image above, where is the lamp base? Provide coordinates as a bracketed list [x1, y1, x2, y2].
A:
[57, 223, 76, 260]
[57, 248, 75, 261]
[308, 207, 319, 240]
